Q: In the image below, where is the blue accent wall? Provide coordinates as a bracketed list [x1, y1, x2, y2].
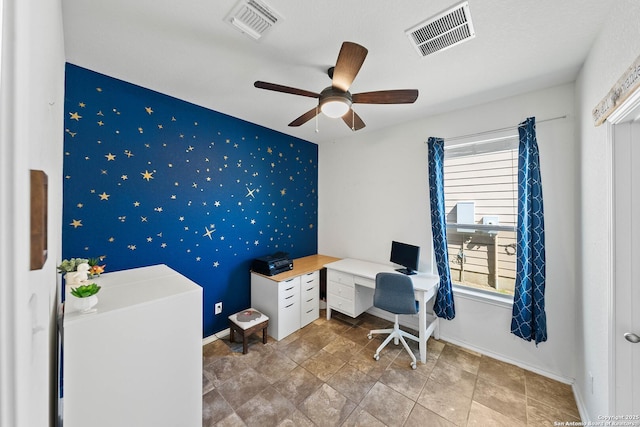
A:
[62, 63, 318, 337]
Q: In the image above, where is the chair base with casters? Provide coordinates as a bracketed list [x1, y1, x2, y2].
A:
[368, 314, 419, 370]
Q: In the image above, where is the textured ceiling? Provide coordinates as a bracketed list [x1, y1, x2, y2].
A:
[61, 0, 615, 144]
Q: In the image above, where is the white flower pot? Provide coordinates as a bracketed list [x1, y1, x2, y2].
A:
[72, 294, 98, 313]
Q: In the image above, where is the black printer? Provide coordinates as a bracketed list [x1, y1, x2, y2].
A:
[251, 252, 293, 276]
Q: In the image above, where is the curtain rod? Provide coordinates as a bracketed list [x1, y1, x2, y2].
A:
[439, 115, 567, 143]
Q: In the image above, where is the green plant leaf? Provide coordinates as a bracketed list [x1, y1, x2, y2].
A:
[70, 283, 101, 298]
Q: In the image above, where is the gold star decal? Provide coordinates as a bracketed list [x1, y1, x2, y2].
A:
[70, 219, 83, 228]
[124, 150, 134, 158]
[133, 201, 140, 207]
[141, 170, 154, 181]
[105, 153, 116, 161]
[158, 124, 163, 129]
[79, 102, 86, 108]
[77, 203, 83, 208]
[267, 147, 273, 154]
[97, 120, 104, 126]
[145, 107, 153, 114]
[99, 192, 110, 200]
[96, 87, 102, 92]
[280, 188, 286, 196]
[69, 112, 82, 121]
[203, 227, 215, 240]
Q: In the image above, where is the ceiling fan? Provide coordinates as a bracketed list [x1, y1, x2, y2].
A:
[254, 41, 419, 131]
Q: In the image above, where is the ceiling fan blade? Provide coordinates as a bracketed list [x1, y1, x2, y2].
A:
[254, 81, 320, 99]
[288, 107, 320, 127]
[342, 109, 366, 131]
[332, 42, 368, 92]
[352, 89, 419, 104]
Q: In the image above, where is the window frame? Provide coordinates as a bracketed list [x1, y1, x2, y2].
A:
[440, 132, 520, 302]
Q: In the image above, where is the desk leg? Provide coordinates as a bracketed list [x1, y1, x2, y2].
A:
[418, 291, 427, 365]
[326, 306, 332, 320]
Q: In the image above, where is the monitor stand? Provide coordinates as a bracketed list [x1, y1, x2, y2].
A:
[395, 268, 416, 276]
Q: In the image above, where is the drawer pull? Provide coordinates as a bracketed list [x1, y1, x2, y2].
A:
[306, 309, 313, 314]
[285, 286, 294, 291]
[306, 287, 314, 291]
[285, 303, 294, 309]
[306, 298, 313, 303]
[285, 295, 294, 300]
[285, 278, 295, 283]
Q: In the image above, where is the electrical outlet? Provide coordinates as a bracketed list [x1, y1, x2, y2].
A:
[215, 302, 222, 315]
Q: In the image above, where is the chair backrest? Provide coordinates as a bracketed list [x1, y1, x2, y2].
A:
[373, 272, 418, 315]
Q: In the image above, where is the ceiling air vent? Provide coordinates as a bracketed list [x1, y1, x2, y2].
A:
[224, 0, 282, 41]
[405, 1, 475, 57]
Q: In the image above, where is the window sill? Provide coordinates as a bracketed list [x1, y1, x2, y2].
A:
[452, 284, 514, 309]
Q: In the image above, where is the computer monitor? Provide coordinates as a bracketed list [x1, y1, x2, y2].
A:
[390, 241, 420, 275]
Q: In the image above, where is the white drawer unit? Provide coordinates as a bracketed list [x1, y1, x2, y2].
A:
[300, 270, 319, 327]
[250, 255, 341, 341]
[327, 269, 374, 318]
[251, 274, 301, 341]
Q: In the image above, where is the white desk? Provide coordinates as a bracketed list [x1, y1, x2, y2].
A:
[324, 258, 440, 364]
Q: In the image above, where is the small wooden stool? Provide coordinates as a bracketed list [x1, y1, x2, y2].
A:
[228, 309, 269, 354]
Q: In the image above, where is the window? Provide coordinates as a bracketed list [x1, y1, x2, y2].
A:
[443, 136, 518, 296]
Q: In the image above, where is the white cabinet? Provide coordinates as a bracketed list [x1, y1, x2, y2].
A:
[250, 254, 341, 341]
[327, 269, 374, 318]
[300, 270, 320, 327]
[62, 264, 202, 427]
[251, 273, 302, 340]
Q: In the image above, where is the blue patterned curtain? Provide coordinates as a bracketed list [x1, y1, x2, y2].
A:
[511, 117, 547, 344]
[427, 137, 455, 320]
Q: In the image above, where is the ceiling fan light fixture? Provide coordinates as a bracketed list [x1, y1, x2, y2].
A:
[320, 99, 350, 118]
[319, 87, 352, 118]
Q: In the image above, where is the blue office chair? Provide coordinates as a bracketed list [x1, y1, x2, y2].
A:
[367, 272, 419, 369]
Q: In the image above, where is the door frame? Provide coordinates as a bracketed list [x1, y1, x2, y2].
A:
[607, 86, 640, 413]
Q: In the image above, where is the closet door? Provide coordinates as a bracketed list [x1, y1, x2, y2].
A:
[613, 119, 640, 416]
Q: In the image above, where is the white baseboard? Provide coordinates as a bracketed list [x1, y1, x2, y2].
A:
[202, 328, 230, 346]
[571, 383, 589, 423]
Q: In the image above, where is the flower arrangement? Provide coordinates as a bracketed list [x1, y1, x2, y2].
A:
[57, 256, 106, 277]
[87, 258, 106, 277]
[70, 283, 101, 298]
[57, 258, 89, 274]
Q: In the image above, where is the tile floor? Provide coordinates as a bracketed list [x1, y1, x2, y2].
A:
[202, 310, 580, 426]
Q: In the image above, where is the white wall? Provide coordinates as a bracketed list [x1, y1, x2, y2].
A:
[0, 0, 65, 426]
[319, 83, 578, 380]
[575, 0, 640, 421]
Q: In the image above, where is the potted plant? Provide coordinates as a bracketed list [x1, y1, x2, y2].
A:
[69, 283, 101, 313]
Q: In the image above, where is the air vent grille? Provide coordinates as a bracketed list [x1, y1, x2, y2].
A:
[406, 1, 475, 57]
[225, 0, 282, 41]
